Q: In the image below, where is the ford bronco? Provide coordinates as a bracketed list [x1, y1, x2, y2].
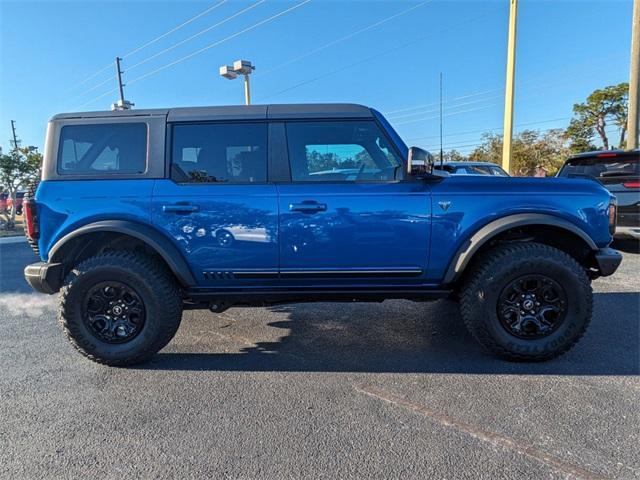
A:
[23, 104, 622, 366]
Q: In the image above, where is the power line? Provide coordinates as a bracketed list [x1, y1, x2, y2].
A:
[393, 103, 498, 126]
[387, 93, 505, 121]
[404, 117, 571, 142]
[123, 0, 228, 59]
[256, 0, 433, 78]
[127, 0, 312, 86]
[70, 1, 227, 91]
[126, 0, 266, 72]
[385, 88, 503, 116]
[75, 0, 313, 110]
[258, 12, 490, 101]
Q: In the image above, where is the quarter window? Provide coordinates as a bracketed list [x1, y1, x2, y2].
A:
[171, 123, 267, 183]
[58, 123, 147, 175]
[285, 121, 403, 182]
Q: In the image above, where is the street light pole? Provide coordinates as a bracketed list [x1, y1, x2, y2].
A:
[628, 0, 639, 150]
[220, 60, 255, 106]
[501, 0, 518, 174]
[244, 73, 252, 106]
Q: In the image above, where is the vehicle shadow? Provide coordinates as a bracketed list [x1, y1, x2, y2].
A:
[612, 239, 640, 254]
[144, 292, 640, 375]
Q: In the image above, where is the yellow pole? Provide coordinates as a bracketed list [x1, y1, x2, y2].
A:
[502, 0, 518, 173]
[628, 0, 639, 149]
[244, 74, 251, 106]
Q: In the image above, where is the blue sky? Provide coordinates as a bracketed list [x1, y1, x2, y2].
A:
[0, 0, 633, 155]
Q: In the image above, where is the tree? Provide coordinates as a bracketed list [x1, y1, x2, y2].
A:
[565, 83, 629, 151]
[0, 147, 42, 229]
[468, 129, 569, 176]
[434, 149, 467, 163]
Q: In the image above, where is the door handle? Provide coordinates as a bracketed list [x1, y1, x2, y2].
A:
[162, 204, 200, 214]
[289, 202, 327, 213]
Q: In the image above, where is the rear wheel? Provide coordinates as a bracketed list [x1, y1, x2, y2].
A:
[58, 251, 183, 366]
[459, 242, 592, 361]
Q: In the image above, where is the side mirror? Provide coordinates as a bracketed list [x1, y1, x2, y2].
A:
[407, 146, 434, 177]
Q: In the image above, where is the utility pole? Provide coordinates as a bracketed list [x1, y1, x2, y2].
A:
[628, 0, 640, 150]
[439, 72, 444, 166]
[10, 120, 20, 152]
[501, 0, 518, 173]
[111, 57, 134, 111]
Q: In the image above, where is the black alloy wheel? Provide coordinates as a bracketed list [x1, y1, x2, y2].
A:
[497, 274, 568, 339]
[82, 281, 146, 343]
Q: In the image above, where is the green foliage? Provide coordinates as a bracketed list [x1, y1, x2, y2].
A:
[0, 147, 42, 228]
[566, 83, 629, 151]
[306, 150, 359, 172]
[468, 129, 569, 176]
[434, 149, 467, 163]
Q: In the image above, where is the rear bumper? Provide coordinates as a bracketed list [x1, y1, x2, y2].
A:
[24, 262, 64, 294]
[593, 247, 622, 277]
[614, 226, 640, 240]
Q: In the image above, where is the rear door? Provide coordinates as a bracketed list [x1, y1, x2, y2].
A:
[276, 119, 432, 287]
[152, 121, 279, 287]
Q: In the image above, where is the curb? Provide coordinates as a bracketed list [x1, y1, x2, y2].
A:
[0, 235, 27, 245]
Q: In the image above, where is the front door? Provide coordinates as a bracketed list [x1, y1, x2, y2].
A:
[152, 121, 279, 287]
[277, 120, 431, 287]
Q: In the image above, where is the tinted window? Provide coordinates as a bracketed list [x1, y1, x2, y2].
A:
[58, 123, 147, 174]
[490, 166, 509, 176]
[285, 121, 403, 182]
[171, 123, 267, 183]
[558, 155, 639, 179]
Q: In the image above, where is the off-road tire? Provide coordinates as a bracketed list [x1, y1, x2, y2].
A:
[58, 251, 183, 366]
[459, 242, 592, 361]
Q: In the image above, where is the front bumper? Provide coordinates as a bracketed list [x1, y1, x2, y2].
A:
[24, 262, 64, 294]
[593, 247, 622, 277]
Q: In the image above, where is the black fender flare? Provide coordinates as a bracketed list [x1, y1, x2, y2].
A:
[48, 220, 197, 287]
[442, 213, 597, 284]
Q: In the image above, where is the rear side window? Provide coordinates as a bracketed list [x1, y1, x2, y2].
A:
[171, 123, 267, 183]
[285, 121, 403, 182]
[58, 123, 147, 175]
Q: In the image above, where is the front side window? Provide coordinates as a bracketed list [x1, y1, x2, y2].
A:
[285, 121, 403, 182]
[171, 123, 267, 183]
[58, 123, 147, 174]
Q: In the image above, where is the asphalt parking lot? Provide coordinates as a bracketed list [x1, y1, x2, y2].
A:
[0, 240, 638, 479]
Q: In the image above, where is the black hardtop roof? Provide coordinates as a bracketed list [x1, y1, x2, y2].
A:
[50, 103, 374, 122]
[567, 149, 640, 161]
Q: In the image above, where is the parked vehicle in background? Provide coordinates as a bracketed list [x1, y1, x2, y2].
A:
[0, 191, 25, 215]
[8, 191, 26, 215]
[434, 161, 510, 176]
[557, 149, 640, 240]
[23, 104, 620, 366]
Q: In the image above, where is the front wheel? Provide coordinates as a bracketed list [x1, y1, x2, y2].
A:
[459, 242, 593, 361]
[58, 251, 183, 366]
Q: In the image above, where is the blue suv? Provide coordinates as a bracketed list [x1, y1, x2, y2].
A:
[23, 104, 621, 365]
